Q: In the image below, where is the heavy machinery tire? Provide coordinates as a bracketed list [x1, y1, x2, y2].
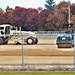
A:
[3, 41, 8, 44]
[0, 38, 3, 45]
[26, 37, 34, 45]
[2, 37, 8, 44]
[34, 38, 38, 44]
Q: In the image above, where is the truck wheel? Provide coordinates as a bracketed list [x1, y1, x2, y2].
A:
[26, 37, 34, 45]
[0, 38, 3, 45]
[34, 38, 38, 44]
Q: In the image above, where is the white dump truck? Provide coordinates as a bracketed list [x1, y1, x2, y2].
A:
[0, 24, 38, 45]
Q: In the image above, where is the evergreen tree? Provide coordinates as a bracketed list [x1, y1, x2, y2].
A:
[5, 6, 13, 11]
[45, 0, 55, 12]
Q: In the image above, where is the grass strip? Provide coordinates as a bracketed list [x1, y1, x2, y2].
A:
[0, 72, 75, 75]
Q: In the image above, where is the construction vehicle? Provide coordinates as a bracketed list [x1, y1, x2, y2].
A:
[56, 23, 74, 48]
[0, 24, 38, 45]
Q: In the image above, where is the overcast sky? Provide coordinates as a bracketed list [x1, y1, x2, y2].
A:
[0, 0, 75, 11]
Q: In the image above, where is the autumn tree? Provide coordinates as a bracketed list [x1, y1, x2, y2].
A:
[11, 6, 29, 28]
[1, 1, 75, 31]
[5, 10, 14, 26]
[70, 3, 75, 15]
[70, 3, 75, 25]
[0, 8, 4, 13]
[26, 9, 52, 30]
[0, 9, 7, 24]
[46, 13, 58, 30]
[38, 9, 53, 30]
[54, 1, 70, 30]
[26, 8, 38, 30]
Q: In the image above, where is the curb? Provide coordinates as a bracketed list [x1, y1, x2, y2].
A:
[0, 65, 74, 71]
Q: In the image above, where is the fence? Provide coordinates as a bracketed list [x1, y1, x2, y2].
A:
[0, 31, 75, 71]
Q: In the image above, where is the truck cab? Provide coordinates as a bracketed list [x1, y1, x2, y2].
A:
[0, 24, 11, 36]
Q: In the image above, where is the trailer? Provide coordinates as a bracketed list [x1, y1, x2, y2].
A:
[0, 24, 38, 45]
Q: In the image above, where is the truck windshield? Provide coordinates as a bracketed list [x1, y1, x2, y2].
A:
[0, 27, 4, 30]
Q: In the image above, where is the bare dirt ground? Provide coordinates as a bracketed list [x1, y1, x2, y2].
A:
[0, 44, 73, 56]
[0, 56, 73, 65]
[0, 39, 74, 65]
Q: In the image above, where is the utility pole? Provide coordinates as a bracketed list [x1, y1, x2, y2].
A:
[20, 27, 24, 71]
[68, 0, 75, 71]
[68, 0, 70, 23]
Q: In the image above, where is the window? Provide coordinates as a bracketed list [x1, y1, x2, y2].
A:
[5, 26, 10, 34]
[0, 27, 4, 30]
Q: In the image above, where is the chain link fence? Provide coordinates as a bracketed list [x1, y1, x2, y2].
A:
[0, 31, 74, 71]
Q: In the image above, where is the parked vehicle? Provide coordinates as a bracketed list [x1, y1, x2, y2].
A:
[56, 24, 74, 48]
[56, 34, 72, 48]
[0, 24, 38, 45]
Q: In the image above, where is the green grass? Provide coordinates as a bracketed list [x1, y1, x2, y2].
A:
[0, 72, 75, 75]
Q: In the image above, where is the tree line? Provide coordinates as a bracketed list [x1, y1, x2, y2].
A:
[0, 1, 75, 31]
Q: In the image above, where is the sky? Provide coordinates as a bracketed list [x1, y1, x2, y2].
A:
[0, 0, 75, 11]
